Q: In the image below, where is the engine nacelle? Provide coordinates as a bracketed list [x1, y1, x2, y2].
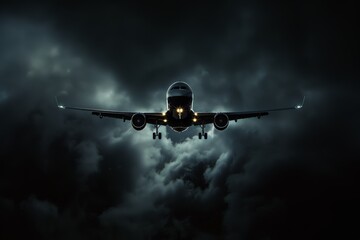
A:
[131, 113, 146, 130]
[214, 113, 229, 130]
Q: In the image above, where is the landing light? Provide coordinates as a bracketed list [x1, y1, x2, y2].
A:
[194, 112, 198, 116]
[162, 112, 166, 116]
[164, 119, 167, 123]
[59, 105, 65, 109]
[193, 118, 197, 122]
[296, 105, 302, 109]
[176, 108, 183, 113]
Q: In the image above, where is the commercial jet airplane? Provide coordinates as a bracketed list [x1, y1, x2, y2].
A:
[56, 81, 305, 139]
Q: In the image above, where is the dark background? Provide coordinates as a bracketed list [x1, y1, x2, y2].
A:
[0, 1, 359, 239]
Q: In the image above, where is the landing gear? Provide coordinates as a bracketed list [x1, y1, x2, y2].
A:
[153, 124, 162, 139]
[198, 125, 208, 140]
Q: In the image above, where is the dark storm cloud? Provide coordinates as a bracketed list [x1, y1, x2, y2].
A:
[0, 1, 359, 240]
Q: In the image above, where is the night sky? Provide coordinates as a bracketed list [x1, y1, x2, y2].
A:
[0, 1, 359, 239]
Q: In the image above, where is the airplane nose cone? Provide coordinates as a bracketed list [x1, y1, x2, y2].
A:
[166, 81, 193, 98]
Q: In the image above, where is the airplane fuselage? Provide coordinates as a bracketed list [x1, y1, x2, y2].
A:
[165, 81, 196, 132]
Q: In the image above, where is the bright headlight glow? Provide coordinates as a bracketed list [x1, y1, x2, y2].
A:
[164, 119, 167, 123]
[59, 105, 65, 109]
[194, 112, 198, 116]
[296, 105, 302, 109]
[162, 112, 166, 116]
[193, 118, 197, 122]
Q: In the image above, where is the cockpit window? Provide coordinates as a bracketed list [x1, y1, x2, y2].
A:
[170, 85, 188, 90]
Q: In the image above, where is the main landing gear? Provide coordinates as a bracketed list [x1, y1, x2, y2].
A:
[153, 124, 162, 140]
[198, 124, 208, 139]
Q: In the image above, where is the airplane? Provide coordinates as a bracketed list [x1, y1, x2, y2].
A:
[56, 81, 305, 140]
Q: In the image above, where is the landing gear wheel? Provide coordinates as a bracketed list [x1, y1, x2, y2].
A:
[153, 124, 162, 139]
[198, 124, 207, 140]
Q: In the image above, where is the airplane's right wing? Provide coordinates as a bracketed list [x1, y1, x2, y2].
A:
[55, 97, 168, 125]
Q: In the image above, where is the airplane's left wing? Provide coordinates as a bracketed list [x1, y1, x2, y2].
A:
[194, 96, 305, 125]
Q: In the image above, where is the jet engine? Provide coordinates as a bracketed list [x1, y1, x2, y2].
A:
[214, 113, 229, 130]
[131, 113, 146, 130]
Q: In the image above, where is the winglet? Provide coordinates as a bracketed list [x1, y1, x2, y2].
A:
[295, 96, 305, 109]
[55, 96, 65, 109]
